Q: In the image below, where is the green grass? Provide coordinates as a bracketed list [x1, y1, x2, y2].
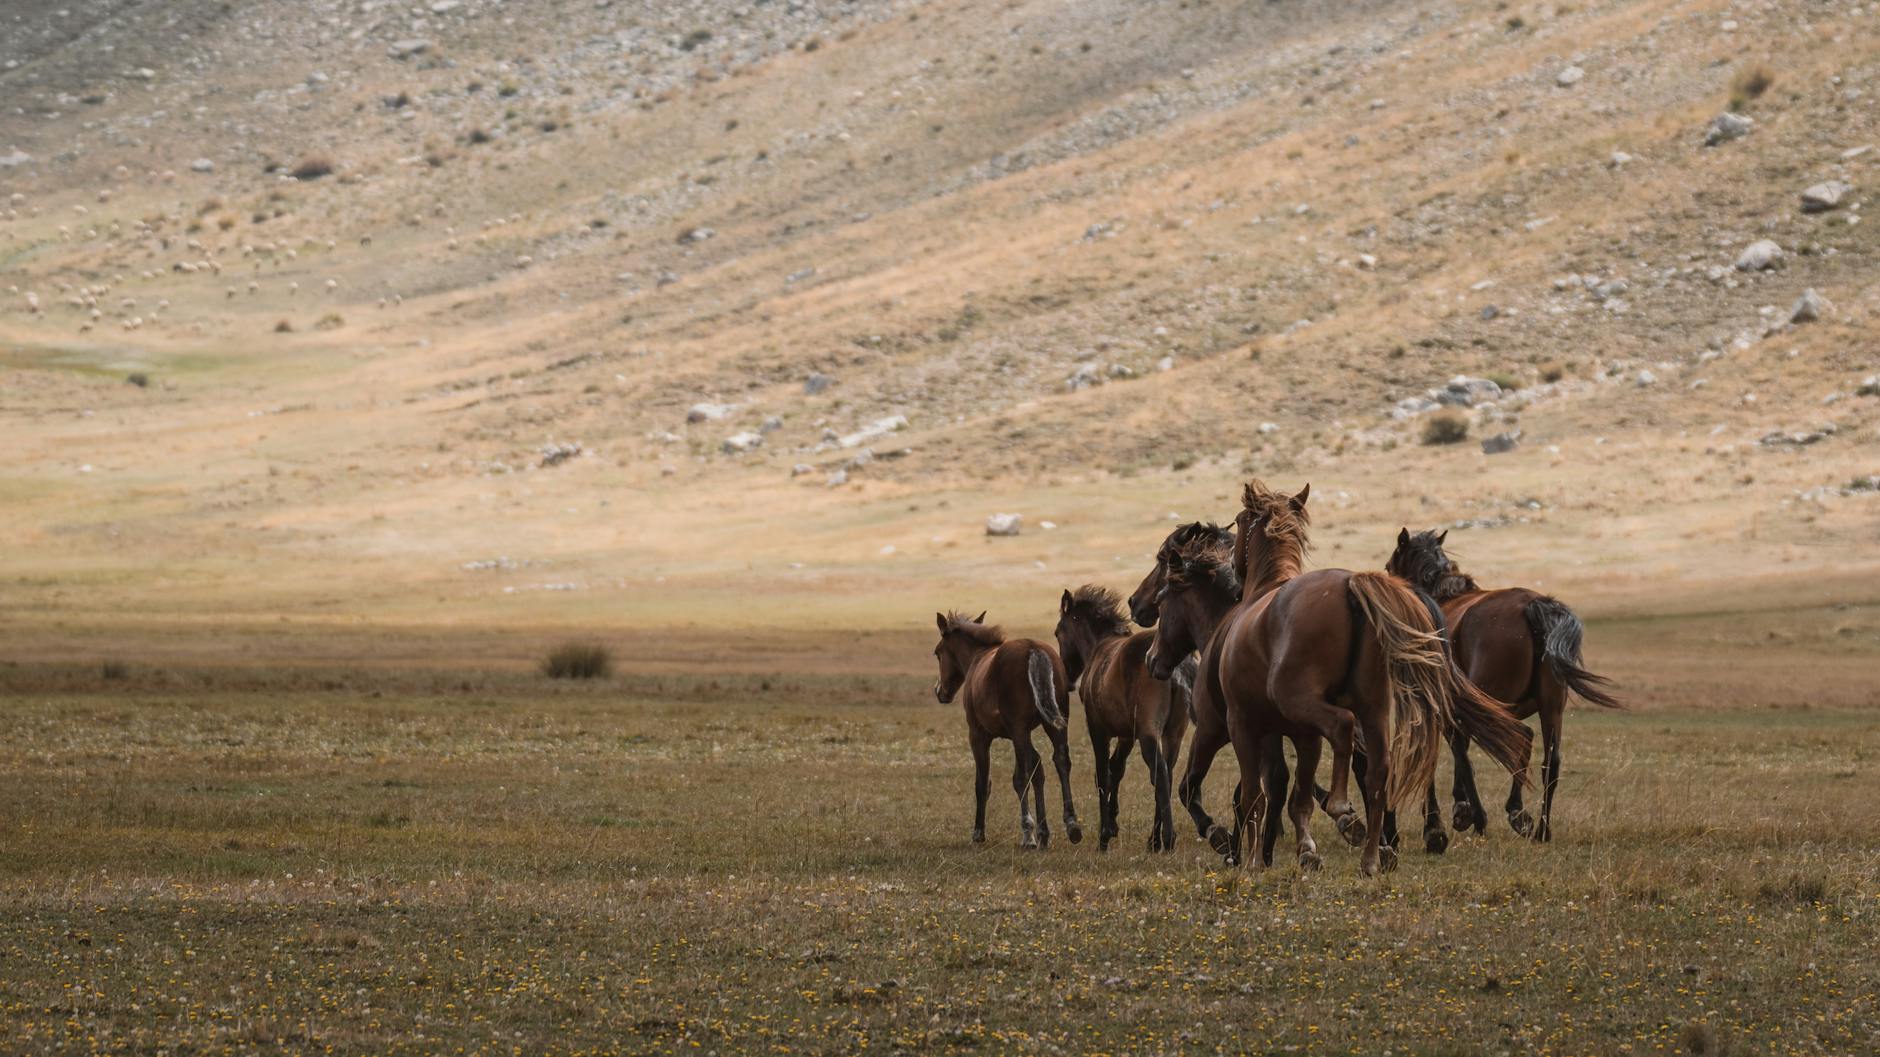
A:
[0, 664, 1874, 1055]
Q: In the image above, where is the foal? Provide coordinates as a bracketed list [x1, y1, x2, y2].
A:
[1055, 586, 1190, 852]
[1388, 530, 1621, 841]
[932, 611, 1083, 848]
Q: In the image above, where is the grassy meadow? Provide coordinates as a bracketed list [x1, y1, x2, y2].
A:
[0, 616, 1875, 1056]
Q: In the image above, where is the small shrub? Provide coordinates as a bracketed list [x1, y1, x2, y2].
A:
[314, 313, 345, 331]
[1421, 411, 1470, 446]
[1171, 454, 1195, 472]
[384, 91, 411, 109]
[100, 660, 129, 681]
[1505, 15, 1526, 30]
[465, 127, 493, 145]
[1755, 873, 1828, 907]
[274, 319, 294, 333]
[542, 642, 613, 680]
[125, 372, 149, 388]
[497, 79, 520, 97]
[290, 155, 335, 180]
[1485, 371, 1519, 392]
[1538, 361, 1565, 383]
[1730, 65, 1774, 110]
[680, 29, 713, 52]
[217, 214, 237, 231]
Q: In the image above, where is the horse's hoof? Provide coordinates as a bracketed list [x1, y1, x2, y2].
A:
[1336, 813, 1367, 848]
[1452, 802, 1476, 833]
[1066, 820, 1083, 845]
[1379, 845, 1400, 872]
[1298, 849, 1322, 871]
[1359, 857, 1379, 878]
[1534, 819, 1552, 843]
[1425, 828, 1449, 856]
[1206, 825, 1234, 856]
[971, 829, 986, 845]
[1224, 851, 1241, 868]
[1098, 837, 1111, 853]
[1509, 810, 1535, 839]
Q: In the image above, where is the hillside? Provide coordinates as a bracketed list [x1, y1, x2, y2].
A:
[1, 0, 1876, 640]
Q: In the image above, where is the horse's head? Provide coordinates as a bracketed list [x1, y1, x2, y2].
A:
[1386, 527, 1452, 597]
[1234, 481, 1311, 590]
[931, 610, 994, 704]
[1145, 536, 1236, 681]
[1130, 521, 1231, 627]
[1054, 586, 1128, 688]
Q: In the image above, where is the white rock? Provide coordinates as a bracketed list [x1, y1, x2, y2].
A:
[839, 415, 907, 448]
[985, 513, 1022, 537]
[687, 402, 735, 423]
[1636, 369, 1658, 387]
[722, 432, 763, 454]
[1705, 112, 1753, 147]
[1556, 66, 1585, 87]
[1790, 288, 1832, 324]
[1735, 240, 1783, 272]
[190, 158, 215, 173]
[1800, 181, 1852, 213]
[388, 39, 431, 60]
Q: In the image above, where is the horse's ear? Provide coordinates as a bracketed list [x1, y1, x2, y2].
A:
[1291, 483, 1311, 511]
[1437, 529, 1448, 544]
[935, 612, 949, 634]
[1165, 552, 1186, 576]
[1061, 589, 1073, 614]
[974, 610, 987, 625]
[1397, 527, 1410, 547]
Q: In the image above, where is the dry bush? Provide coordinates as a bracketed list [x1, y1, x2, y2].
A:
[1730, 64, 1774, 109]
[99, 660, 129, 681]
[1421, 411, 1470, 445]
[289, 155, 335, 180]
[1539, 361, 1565, 383]
[274, 319, 294, 333]
[125, 372, 149, 388]
[541, 642, 613, 680]
[314, 313, 345, 331]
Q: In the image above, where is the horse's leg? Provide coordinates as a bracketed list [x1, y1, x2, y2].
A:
[1422, 779, 1448, 854]
[970, 728, 992, 844]
[1029, 736, 1052, 849]
[1534, 683, 1565, 843]
[1048, 721, 1081, 844]
[1226, 726, 1266, 870]
[1288, 734, 1323, 870]
[1090, 729, 1115, 851]
[1357, 712, 1393, 876]
[1258, 734, 1289, 867]
[1504, 710, 1536, 839]
[1280, 696, 1358, 847]
[1349, 750, 1401, 852]
[1106, 738, 1132, 847]
[1140, 735, 1173, 853]
[1011, 739, 1039, 849]
[1179, 716, 1231, 854]
[1450, 727, 1487, 834]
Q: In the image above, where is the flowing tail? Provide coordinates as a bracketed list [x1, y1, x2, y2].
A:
[1345, 573, 1452, 809]
[1026, 648, 1066, 729]
[1525, 597, 1622, 708]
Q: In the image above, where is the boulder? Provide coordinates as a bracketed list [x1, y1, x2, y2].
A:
[1704, 112, 1753, 147]
[1481, 430, 1520, 455]
[1067, 363, 1103, 391]
[1437, 376, 1502, 407]
[687, 402, 734, 423]
[1800, 181, 1852, 213]
[839, 415, 907, 449]
[803, 372, 834, 395]
[190, 158, 215, 173]
[722, 431, 763, 454]
[1790, 288, 1832, 324]
[1556, 66, 1585, 87]
[388, 39, 431, 60]
[1735, 240, 1782, 272]
[985, 513, 1022, 537]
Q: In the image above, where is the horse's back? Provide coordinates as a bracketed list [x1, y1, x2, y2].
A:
[972, 639, 1065, 734]
[1447, 588, 1542, 703]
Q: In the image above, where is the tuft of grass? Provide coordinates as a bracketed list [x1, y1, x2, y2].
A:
[1421, 411, 1470, 445]
[541, 642, 613, 680]
[1485, 371, 1519, 392]
[1755, 873, 1828, 907]
[314, 313, 345, 331]
[289, 155, 335, 180]
[99, 660, 129, 681]
[1538, 361, 1565, 383]
[1729, 64, 1774, 110]
[680, 28, 713, 52]
[125, 372, 149, 388]
[274, 319, 294, 333]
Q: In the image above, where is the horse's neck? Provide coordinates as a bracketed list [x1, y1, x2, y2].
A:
[1243, 545, 1302, 604]
[1433, 571, 1480, 601]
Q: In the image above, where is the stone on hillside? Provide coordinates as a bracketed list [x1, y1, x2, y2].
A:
[190, 158, 215, 173]
[839, 415, 907, 448]
[389, 39, 431, 60]
[1789, 288, 1832, 324]
[1067, 363, 1103, 391]
[1735, 240, 1782, 271]
[1636, 369, 1658, 387]
[985, 513, 1022, 537]
[1481, 430, 1520, 455]
[825, 469, 848, 487]
[791, 463, 813, 477]
[803, 372, 834, 395]
[722, 431, 763, 454]
[1437, 376, 1502, 407]
[687, 402, 734, 423]
[1704, 112, 1753, 147]
[0, 150, 32, 168]
[539, 441, 583, 467]
[1556, 66, 1585, 87]
[1800, 181, 1852, 213]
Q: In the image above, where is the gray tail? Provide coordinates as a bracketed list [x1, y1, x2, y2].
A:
[1525, 597, 1622, 708]
[1027, 649, 1066, 729]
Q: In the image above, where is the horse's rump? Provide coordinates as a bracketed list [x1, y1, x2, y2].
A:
[1344, 572, 1450, 808]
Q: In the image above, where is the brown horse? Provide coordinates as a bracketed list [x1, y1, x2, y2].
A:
[1149, 482, 1533, 875]
[1387, 529, 1621, 842]
[932, 611, 1083, 848]
[1055, 586, 1190, 852]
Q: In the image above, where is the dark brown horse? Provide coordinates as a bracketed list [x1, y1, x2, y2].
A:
[1149, 482, 1533, 875]
[1387, 530, 1620, 842]
[932, 611, 1083, 848]
[1055, 586, 1190, 852]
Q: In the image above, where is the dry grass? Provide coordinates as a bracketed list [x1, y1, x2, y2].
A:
[1730, 63, 1776, 110]
[1421, 410, 1470, 445]
[0, 629, 1873, 1055]
[541, 640, 614, 679]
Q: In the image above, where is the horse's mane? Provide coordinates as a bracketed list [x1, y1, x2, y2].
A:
[943, 610, 1005, 646]
[1239, 479, 1312, 590]
[1162, 521, 1233, 555]
[1395, 530, 1480, 601]
[1168, 533, 1242, 601]
[1064, 585, 1130, 638]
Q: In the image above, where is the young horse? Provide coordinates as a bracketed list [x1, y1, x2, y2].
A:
[1150, 482, 1533, 875]
[932, 611, 1083, 848]
[1387, 529, 1621, 842]
[1055, 586, 1190, 852]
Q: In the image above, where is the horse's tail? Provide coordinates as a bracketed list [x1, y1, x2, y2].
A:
[1027, 648, 1066, 729]
[1525, 596, 1622, 708]
[1345, 573, 1451, 809]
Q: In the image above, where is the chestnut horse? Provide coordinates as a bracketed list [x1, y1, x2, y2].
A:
[1149, 482, 1533, 875]
[1387, 529, 1620, 841]
[932, 611, 1083, 848]
[1055, 586, 1190, 852]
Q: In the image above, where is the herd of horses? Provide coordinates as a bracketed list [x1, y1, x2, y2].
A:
[930, 479, 1620, 875]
